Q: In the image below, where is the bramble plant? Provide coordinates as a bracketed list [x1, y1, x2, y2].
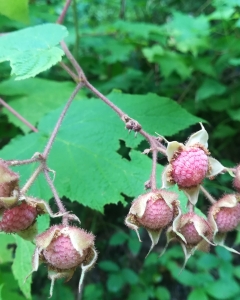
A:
[1, 0, 240, 299]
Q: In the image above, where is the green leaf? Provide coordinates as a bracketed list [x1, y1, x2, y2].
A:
[12, 236, 35, 299]
[165, 12, 210, 54]
[0, 233, 15, 263]
[196, 79, 227, 101]
[107, 92, 202, 136]
[127, 230, 142, 256]
[127, 287, 150, 300]
[188, 289, 208, 300]
[113, 20, 163, 40]
[0, 284, 3, 300]
[229, 58, 240, 66]
[0, 24, 68, 80]
[216, 246, 233, 261]
[83, 284, 103, 300]
[109, 231, 128, 246]
[205, 279, 240, 299]
[37, 214, 50, 234]
[0, 93, 201, 212]
[0, 0, 29, 23]
[0, 78, 85, 133]
[195, 253, 219, 270]
[142, 45, 165, 63]
[233, 266, 240, 279]
[157, 52, 192, 79]
[0, 264, 26, 300]
[227, 107, 240, 122]
[107, 273, 125, 292]
[121, 268, 139, 284]
[155, 286, 171, 300]
[98, 260, 120, 272]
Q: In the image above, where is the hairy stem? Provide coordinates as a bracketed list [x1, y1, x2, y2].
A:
[0, 98, 38, 132]
[85, 80, 125, 117]
[59, 61, 79, 82]
[61, 41, 86, 79]
[43, 168, 66, 213]
[200, 185, 216, 204]
[150, 150, 158, 190]
[56, 0, 72, 24]
[21, 165, 43, 195]
[43, 83, 83, 159]
[6, 157, 39, 166]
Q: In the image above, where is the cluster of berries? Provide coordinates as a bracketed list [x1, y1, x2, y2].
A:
[126, 125, 240, 266]
[0, 160, 97, 296]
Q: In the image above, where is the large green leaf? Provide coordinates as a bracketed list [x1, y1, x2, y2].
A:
[0, 0, 29, 23]
[0, 24, 68, 80]
[12, 236, 35, 299]
[0, 78, 85, 133]
[0, 93, 201, 212]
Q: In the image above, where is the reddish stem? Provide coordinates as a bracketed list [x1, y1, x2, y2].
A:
[57, 0, 72, 24]
[0, 98, 38, 132]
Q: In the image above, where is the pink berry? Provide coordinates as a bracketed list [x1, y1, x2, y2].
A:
[36, 225, 95, 270]
[214, 204, 240, 233]
[43, 235, 86, 269]
[179, 213, 210, 246]
[171, 146, 209, 187]
[138, 198, 173, 230]
[0, 202, 37, 233]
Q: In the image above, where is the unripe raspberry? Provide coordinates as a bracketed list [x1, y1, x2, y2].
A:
[171, 146, 209, 188]
[162, 124, 225, 205]
[0, 160, 19, 196]
[125, 190, 179, 254]
[137, 198, 173, 230]
[0, 202, 37, 233]
[31, 225, 97, 297]
[215, 205, 240, 232]
[233, 165, 240, 192]
[126, 190, 179, 232]
[208, 195, 240, 233]
[38, 226, 93, 270]
[179, 212, 211, 246]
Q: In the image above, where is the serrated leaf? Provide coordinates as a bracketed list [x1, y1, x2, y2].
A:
[108, 92, 202, 136]
[0, 24, 68, 80]
[156, 52, 192, 79]
[0, 93, 201, 212]
[12, 236, 35, 299]
[142, 45, 164, 62]
[165, 12, 210, 54]
[0, 78, 85, 133]
[0, 0, 29, 23]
